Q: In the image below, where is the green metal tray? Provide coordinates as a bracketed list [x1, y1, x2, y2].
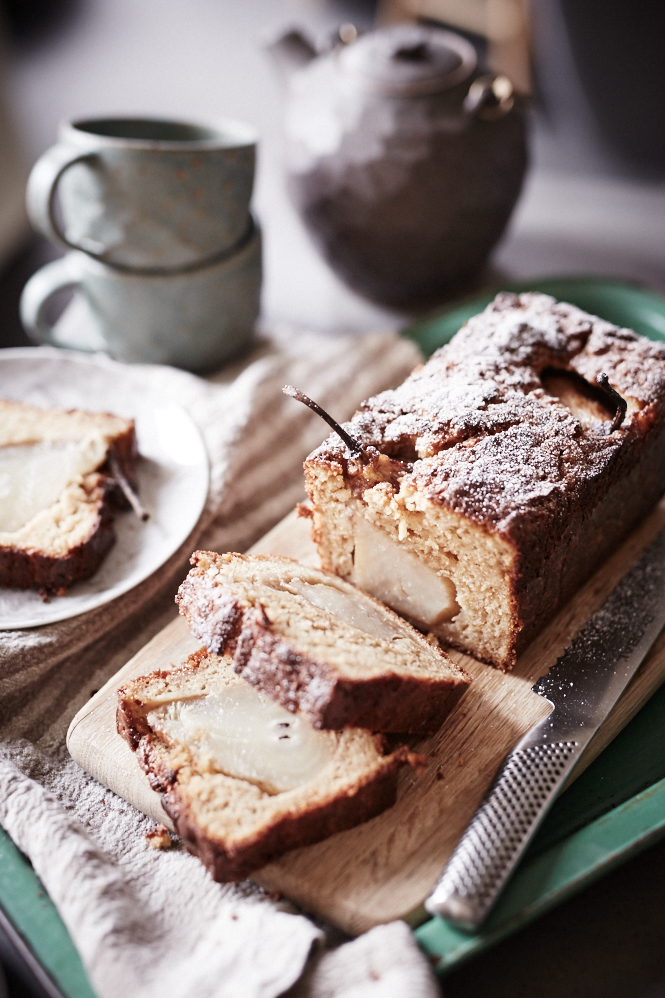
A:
[3, 277, 665, 995]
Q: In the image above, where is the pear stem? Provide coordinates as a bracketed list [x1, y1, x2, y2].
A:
[282, 385, 363, 455]
[596, 373, 627, 432]
[109, 454, 149, 521]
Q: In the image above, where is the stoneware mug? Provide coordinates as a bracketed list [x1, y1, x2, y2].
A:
[20, 222, 262, 372]
[26, 115, 257, 273]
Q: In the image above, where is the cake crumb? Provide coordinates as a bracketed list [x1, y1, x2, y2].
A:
[145, 824, 172, 850]
[407, 752, 428, 776]
[296, 502, 313, 519]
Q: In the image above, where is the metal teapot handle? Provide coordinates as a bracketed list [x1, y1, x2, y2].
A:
[465, 74, 515, 119]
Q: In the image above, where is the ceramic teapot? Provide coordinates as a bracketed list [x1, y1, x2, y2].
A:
[269, 23, 527, 308]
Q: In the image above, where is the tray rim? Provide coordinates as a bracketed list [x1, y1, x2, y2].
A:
[3, 275, 665, 994]
[415, 775, 665, 974]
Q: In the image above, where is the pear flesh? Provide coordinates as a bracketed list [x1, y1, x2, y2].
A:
[286, 578, 404, 641]
[351, 515, 459, 627]
[148, 684, 334, 796]
[0, 434, 109, 534]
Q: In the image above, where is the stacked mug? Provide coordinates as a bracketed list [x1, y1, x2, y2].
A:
[20, 117, 261, 372]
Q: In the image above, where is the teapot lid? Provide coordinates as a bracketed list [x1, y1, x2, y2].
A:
[339, 24, 477, 97]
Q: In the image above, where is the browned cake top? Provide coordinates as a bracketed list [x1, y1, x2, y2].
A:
[307, 292, 665, 537]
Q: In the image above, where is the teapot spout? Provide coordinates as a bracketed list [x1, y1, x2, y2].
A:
[266, 29, 317, 83]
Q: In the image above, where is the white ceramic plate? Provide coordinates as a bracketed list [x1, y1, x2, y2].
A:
[0, 349, 209, 629]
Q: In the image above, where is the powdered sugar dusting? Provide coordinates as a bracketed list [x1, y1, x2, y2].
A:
[309, 293, 665, 534]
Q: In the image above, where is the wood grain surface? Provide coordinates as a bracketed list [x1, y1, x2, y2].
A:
[67, 501, 665, 935]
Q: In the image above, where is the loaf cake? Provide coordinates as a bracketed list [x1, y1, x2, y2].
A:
[304, 291, 665, 670]
[0, 399, 138, 591]
[176, 551, 470, 733]
[117, 648, 418, 881]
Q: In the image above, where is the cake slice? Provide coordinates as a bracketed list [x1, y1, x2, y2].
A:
[176, 551, 471, 733]
[117, 648, 418, 881]
[0, 399, 138, 592]
[304, 292, 665, 670]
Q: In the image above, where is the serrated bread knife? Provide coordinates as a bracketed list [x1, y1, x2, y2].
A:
[425, 524, 665, 931]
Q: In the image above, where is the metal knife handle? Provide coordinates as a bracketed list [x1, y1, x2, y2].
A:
[425, 733, 586, 930]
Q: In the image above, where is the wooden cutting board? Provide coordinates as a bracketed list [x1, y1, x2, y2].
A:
[67, 500, 665, 935]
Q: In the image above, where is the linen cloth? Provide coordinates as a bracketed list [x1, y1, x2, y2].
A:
[0, 329, 441, 998]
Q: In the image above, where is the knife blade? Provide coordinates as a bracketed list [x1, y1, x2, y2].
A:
[425, 523, 665, 931]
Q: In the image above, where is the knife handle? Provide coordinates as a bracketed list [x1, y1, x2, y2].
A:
[425, 734, 585, 930]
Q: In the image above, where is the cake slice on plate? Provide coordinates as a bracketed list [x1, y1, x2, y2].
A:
[0, 399, 138, 592]
[304, 292, 665, 669]
[117, 648, 419, 881]
[176, 551, 471, 733]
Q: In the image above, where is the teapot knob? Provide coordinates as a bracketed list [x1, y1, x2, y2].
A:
[464, 74, 515, 119]
[337, 23, 358, 45]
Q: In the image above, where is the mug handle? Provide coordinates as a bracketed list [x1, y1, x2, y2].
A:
[19, 255, 96, 351]
[26, 145, 108, 257]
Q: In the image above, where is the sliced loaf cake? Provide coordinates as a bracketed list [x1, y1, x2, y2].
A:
[176, 551, 471, 733]
[117, 648, 418, 881]
[0, 399, 137, 591]
[304, 292, 665, 669]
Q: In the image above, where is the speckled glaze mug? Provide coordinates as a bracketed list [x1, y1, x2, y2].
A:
[26, 115, 257, 273]
[20, 222, 262, 372]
